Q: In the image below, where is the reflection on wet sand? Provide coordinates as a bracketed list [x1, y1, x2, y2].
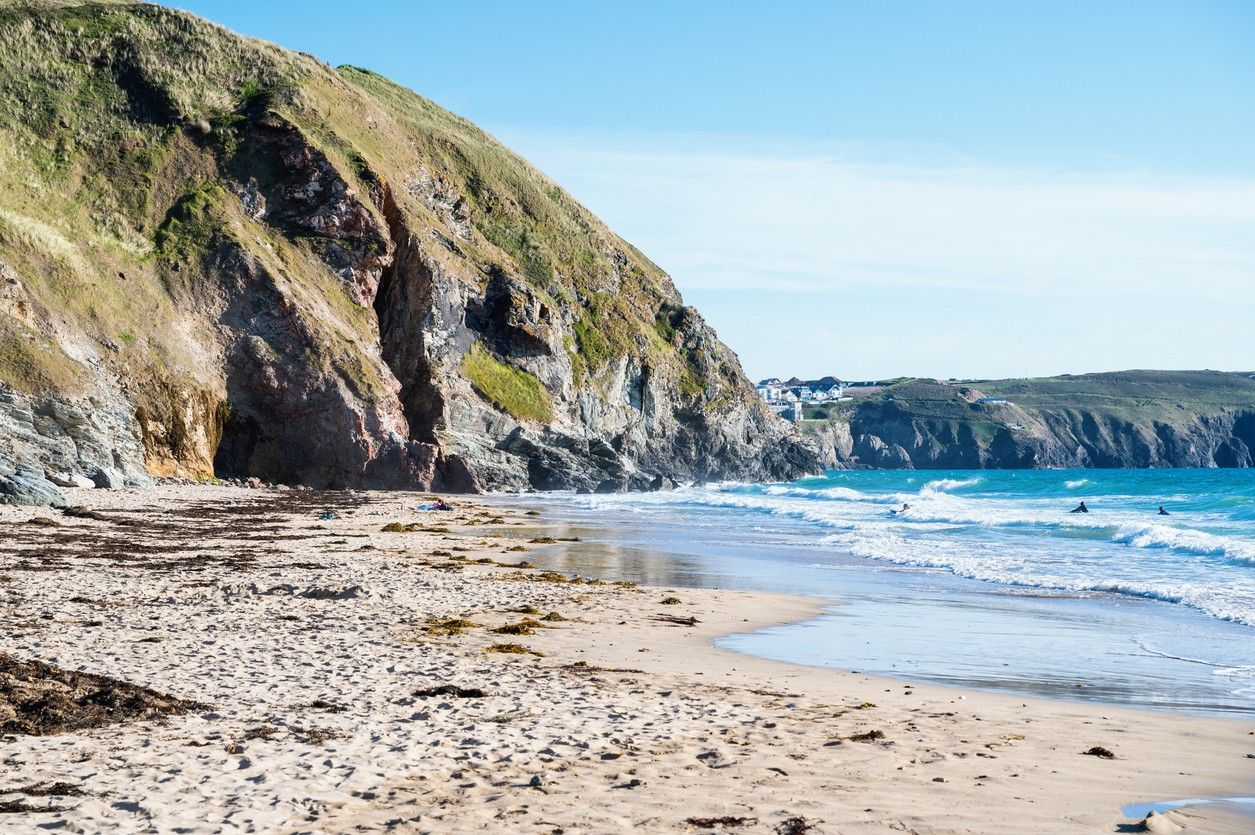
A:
[494, 497, 1255, 716]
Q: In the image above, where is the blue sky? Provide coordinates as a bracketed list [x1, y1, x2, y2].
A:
[171, 1, 1255, 380]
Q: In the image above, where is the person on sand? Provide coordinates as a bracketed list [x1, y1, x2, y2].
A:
[1070, 501, 1089, 513]
[1158, 505, 1170, 516]
[433, 498, 451, 511]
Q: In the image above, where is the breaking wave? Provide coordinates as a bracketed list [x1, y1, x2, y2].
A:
[920, 477, 983, 493]
[578, 469, 1255, 627]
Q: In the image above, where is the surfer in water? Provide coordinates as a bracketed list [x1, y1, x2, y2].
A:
[1069, 501, 1089, 513]
[1158, 505, 1170, 515]
[890, 502, 910, 515]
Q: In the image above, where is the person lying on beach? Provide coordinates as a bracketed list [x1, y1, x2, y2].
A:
[416, 498, 453, 511]
[1070, 501, 1089, 513]
[1158, 505, 1169, 515]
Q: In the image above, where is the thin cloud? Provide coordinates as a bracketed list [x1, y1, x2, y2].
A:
[509, 132, 1255, 303]
[499, 130, 1255, 378]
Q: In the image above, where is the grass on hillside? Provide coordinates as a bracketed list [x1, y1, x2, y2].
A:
[461, 342, 554, 423]
[981, 371, 1255, 417]
[0, 0, 749, 440]
[848, 372, 1255, 429]
[327, 65, 717, 389]
[0, 315, 87, 393]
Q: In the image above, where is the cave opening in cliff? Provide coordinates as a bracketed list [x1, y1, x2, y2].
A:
[212, 409, 261, 480]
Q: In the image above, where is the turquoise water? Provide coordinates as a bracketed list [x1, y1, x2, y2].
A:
[697, 469, 1255, 627]
[511, 469, 1255, 714]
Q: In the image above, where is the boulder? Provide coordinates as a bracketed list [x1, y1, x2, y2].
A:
[47, 472, 97, 489]
[90, 467, 125, 489]
[649, 474, 677, 491]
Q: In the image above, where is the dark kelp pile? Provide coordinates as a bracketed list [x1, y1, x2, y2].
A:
[0, 654, 204, 736]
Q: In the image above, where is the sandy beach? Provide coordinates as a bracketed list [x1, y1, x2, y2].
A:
[1, 485, 1251, 834]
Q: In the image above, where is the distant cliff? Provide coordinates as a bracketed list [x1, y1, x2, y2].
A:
[799, 371, 1255, 470]
[0, 0, 817, 504]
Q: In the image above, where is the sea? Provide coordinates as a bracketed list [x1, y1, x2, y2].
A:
[508, 469, 1255, 715]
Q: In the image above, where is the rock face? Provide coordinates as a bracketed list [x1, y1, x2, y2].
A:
[806, 373, 1255, 470]
[0, 1, 817, 500]
[0, 385, 152, 488]
[0, 451, 66, 507]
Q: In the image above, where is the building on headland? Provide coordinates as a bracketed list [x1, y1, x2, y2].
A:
[759, 375, 1017, 415]
[755, 378, 785, 403]
[757, 376, 847, 409]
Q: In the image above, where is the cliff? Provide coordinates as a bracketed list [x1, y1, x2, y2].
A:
[801, 372, 1255, 469]
[0, 0, 818, 504]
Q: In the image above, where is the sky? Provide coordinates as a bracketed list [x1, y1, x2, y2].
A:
[169, 0, 1255, 381]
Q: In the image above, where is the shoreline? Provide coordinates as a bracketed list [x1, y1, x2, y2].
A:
[494, 483, 1255, 718]
[1, 485, 1251, 833]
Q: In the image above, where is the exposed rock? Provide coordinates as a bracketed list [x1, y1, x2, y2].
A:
[806, 374, 1255, 470]
[0, 3, 818, 494]
[0, 385, 153, 489]
[1136, 810, 1183, 833]
[0, 453, 66, 507]
[90, 467, 125, 489]
[45, 472, 95, 489]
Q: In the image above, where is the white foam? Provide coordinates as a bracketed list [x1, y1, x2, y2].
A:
[920, 477, 982, 494]
[570, 476, 1255, 627]
[1113, 523, 1255, 564]
[1212, 666, 1255, 679]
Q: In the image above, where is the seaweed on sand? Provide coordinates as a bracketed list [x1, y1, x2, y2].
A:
[3, 782, 85, 797]
[686, 816, 757, 828]
[491, 618, 544, 636]
[423, 617, 478, 636]
[0, 799, 66, 813]
[653, 614, 698, 627]
[414, 685, 487, 699]
[0, 654, 204, 736]
[486, 643, 544, 657]
[561, 661, 644, 675]
[1083, 746, 1116, 759]
[292, 726, 343, 745]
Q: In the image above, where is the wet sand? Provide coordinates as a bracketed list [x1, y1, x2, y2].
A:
[0, 485, 1251, 833]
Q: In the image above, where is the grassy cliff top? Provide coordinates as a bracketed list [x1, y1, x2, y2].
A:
[980, 370, 1255, 410]
[847, 371, 1255, 425]
[0, 0, 731, 405]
